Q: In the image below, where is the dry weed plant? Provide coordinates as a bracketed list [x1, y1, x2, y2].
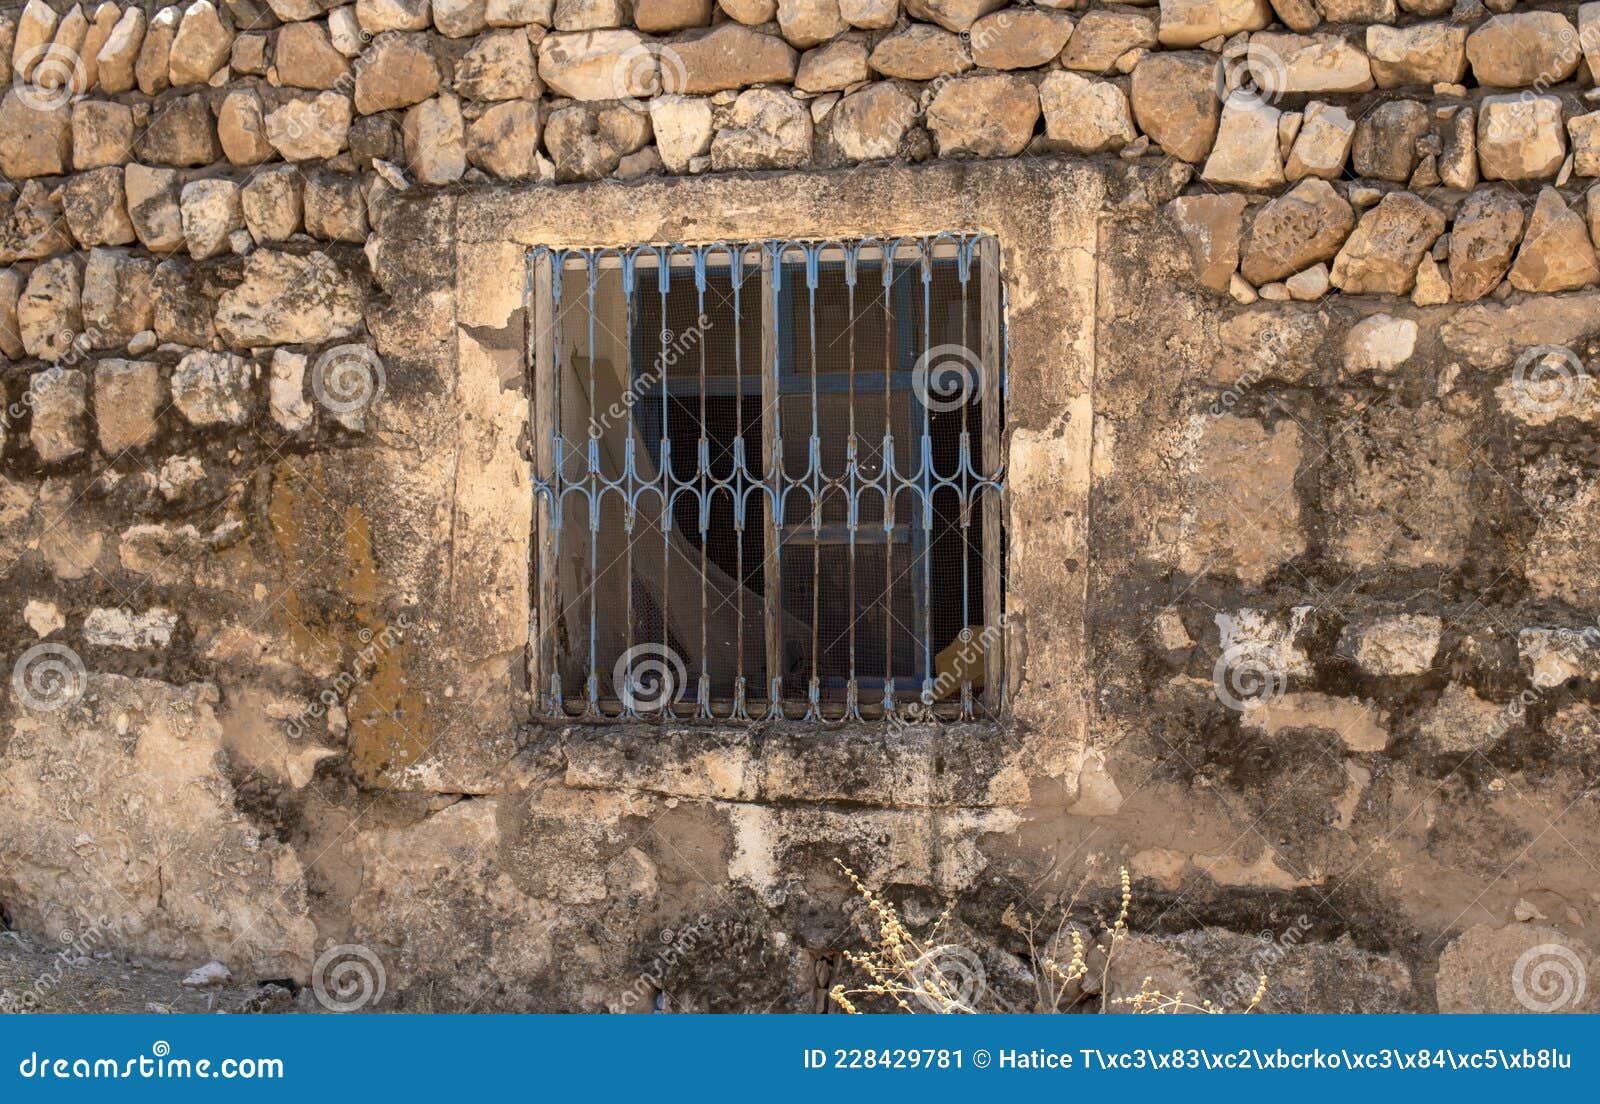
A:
[829, 861, 1267, 1015]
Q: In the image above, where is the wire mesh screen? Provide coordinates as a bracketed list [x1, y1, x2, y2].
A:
[529, 235, 1006, 722]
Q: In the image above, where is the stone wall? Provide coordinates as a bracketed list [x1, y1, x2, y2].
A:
[2, 0, 1598, 1013]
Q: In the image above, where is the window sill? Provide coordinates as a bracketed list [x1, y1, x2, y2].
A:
[530, 720, 1029, 808]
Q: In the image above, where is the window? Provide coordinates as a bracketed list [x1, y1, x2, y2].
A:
[528, 235, 1006, 722]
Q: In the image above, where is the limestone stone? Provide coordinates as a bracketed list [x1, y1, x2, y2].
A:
[1240, 178, 1354, 285]
[1062, 11, 1157, 73]
[711, 88, 812, 170]
[647, 96, 713, 172]
[81, 249, 156, 348]
[267, 0, 342, 18]
[1478, 95, 1567, 183]
[830, 82, 915, 162]
[777, 0, 845, 49]
[0, 92, 71, 179]
[328, 7, 363, 54]
[903, 0, 1006, 34]
[269, 349, 315, 432]
[264, 92, 353, 160]
[1159, 415, 1305, 586]
[543, 101, 650, 181]
[168, 0, 232, 86]
[1508, 187, 1599, 293]
[63, 167, 137, 247]
[671, 25, 797, 94]
[455, 28, 539, 100]
[970, 9, 1076, 71]
[868, 24, 970, 81]
[1412, 254, 1449, 305]
[1157, 0, 1271, 48]
[304, 174, 369, 241]
[1343, 614, 1440, 676]
[719, 0, 778, 23]
[0, 271, 23, 359]
[215, 249, 362, 347]
[276, 20, 350, 88]
[125, 164, 186, 252]
[1330, 191, 1446, 295]
[1, 674, 317, 979]
[1342, 312, 1417, 375]
[94, 359, 164, 452]
[78, 3, 120, 94]
[72, 100, 134, 170]
[1201, 93, 1284, 190]
[1466, 12, 1580, 89]
[135, 6, 179, 96]
[19, 257, 83, 361]
[1040, 72, 1136, 154]
[1437, 924, 1595, 1014]
[1285, 101, 1354, 180]
[467, 99, 543, 178]
[29, 369, 89, 462]
[488, 0, 555, 22]
[537, 29, 654, 99]
[172, 350, 256, 425]
[96, 7, 147, 93]
[357, 0, 432, 32]
[136, 93, 219, 166]
[1169, 193, 1246, 292]
[356, 32, 442, 113]
[1130, 51, 1220, 164]
[1584, 3, 1600, 87]
[838, 0, 892, 28]
[1316, 0, 1394, 18]
[1248, 32, 1373, 95]
[180, 178, 244, 260]
[434, 0, 489, 36]
[926, 75, 1038, 159]
[1569, 112, 1600, 178]
[1439, 105, 1477, 190]
[149, 259, 215, 345]
[232, 31, 268, 74]
[1285, 262, 1329, 299]
[12, 0, 59, 83]
[1351, 99, 1427, 183]
[403, 94, 467, 184]
[1419, 683, 1511, 753]
[240, 166, 304, 242]
[796, 38, 867, 93]
[218, 88, 274, 165]
[554, 0, 626, 29]
[634, 0, 711, 32]
[1445, 187, 1521, 301]
[1366, 22, 1466, 88]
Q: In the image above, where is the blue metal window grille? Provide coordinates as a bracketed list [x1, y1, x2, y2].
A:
[527, 234, 1006, 722]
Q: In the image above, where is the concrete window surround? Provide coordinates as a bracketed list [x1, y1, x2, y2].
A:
[446, 157, 1107, 806]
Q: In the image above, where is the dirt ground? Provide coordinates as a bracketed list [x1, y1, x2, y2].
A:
[0, 931, 317, 1014]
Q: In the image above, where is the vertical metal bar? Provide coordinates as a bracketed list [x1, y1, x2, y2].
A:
[622, 253, 637, 717]
[659, 251, 673, 716]
[695, 248, 712, 717]
[980, 235, 1004, 716]
[881, 249, 895, 714]
[919, 241, 933, 701]
[806, 245, 822, 719]
[532, 250, 559, 716]
[760, 245, 784, 714]
[958, 241, 973, 719]
[733, 248, 749, 719]
[584, 255, 601, 716]
[845, 247, 860, 720]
